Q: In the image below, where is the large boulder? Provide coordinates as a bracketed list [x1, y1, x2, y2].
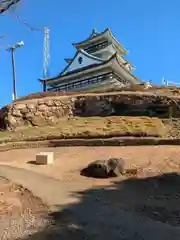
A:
[81, 158, 125, 178]
[107, 158, 125, 176]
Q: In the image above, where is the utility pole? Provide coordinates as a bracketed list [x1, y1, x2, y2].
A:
[7, 41, 24, 101]
[11, 48, 16, 101]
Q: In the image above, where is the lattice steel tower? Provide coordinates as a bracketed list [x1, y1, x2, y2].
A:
[43, 27, 50, 91]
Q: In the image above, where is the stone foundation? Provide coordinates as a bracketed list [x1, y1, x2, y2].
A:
[0, 98, 74, 130]
[0, 92, 179, 130]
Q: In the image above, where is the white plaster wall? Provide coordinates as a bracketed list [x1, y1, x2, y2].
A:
[63, 52, 101, 75]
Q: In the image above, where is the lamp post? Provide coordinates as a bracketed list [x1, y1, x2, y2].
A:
[7, 41, 24, 101]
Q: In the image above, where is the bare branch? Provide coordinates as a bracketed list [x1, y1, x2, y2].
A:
[0, 0, 20, 14]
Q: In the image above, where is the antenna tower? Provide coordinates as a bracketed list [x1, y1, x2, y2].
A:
[43, 27, 50, 79]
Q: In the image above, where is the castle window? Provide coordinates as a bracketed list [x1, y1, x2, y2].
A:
[78, 56, 83, 64]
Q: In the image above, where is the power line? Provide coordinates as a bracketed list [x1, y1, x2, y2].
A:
[14, 14, 43, 31]
[0, 34, 6, 39]
[6, 11, 51, 78]
[9, 14, 51, 80]
[1, 4, 51, 87]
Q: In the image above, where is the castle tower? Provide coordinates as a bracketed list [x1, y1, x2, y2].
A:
[40, 28, 141, 92]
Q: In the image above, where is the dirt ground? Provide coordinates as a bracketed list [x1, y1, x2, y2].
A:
[0, 177, 50, 240]
[1, 145, 180, 182]
[1, 145, 180, 239]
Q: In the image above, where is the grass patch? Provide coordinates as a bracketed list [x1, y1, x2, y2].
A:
[0, 116, 168, 143]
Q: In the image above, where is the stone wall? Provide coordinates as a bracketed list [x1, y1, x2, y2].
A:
[74, 94, 174, 117]
[0, 92, 180, 130]
[0, 98, 74, 130]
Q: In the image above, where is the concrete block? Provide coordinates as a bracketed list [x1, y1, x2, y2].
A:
[36, 152, 54, 165]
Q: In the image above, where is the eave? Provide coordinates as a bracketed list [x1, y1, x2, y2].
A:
[72, 28, 107, 47]
[39, 55, 112, 85]
[106, 28, 128, 55]
[40, 53, 141, 86]
[116, 55, 136, 71]
[72, 28, 128, 55]
[64, 58, 72, 63]
[113, 54, 140, 84]
[123, 61, 136, 71]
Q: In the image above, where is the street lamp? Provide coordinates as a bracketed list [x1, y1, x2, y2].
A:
[7, 41, 24, 101]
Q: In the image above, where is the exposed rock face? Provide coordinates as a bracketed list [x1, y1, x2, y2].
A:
[0, 98, 74, 130]
[0, 92, 178, 130]
[80, 158, 125, 178]
[73, 95, 176, 118]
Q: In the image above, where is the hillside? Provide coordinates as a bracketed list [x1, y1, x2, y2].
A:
[0, 116, 169, 143]
[0, 85, 180, 143]
[15, 85, 180, 102]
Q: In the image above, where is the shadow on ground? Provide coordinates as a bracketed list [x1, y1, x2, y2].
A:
[27, 160, 47, 165]
[27, 160, 39, 165]
[23, 172, 180, 240]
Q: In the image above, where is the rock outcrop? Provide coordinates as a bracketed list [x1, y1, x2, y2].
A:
[0, 91, 180, 130]
[0, 98, 74, 130]
[80, 158, 125, 178]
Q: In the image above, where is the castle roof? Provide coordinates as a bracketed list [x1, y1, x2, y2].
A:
[40, 53, 140, 86]
[72, 28, 128, 55]
[60, 49, 104, 76]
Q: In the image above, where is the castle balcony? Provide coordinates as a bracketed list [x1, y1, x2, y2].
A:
[47, 72, 130, 93]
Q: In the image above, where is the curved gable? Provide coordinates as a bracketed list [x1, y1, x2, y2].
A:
[61, 50, 104, 76]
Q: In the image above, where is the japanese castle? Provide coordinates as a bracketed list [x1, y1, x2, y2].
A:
[40, 28, 141, 92]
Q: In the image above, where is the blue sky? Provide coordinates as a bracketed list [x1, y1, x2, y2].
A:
[0, 0, 180, 106]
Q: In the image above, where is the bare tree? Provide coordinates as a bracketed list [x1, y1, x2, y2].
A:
[0, 0, 20, 14]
